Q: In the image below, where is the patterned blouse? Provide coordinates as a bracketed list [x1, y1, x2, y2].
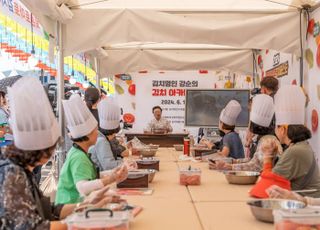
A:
[232, 151, 264, 172]
[0, 159, 62, 230]
[146, 118, 173, 133]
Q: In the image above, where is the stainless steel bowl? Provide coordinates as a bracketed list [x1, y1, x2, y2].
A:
[149, 144, 159, 150]
[224, 171, 260, 185]
[128, 169, 156, 183]
[247, 199, 306, 223]
[173, 144, 183, 151]
[140, 148, 157, 157]
[152, 129, 166, 134]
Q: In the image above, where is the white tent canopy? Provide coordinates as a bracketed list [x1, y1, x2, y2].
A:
[19, 0, 318, 74]
[94, 44, 254, 75]
[21, 0, 319, 13]
[63, 9, 301, 56]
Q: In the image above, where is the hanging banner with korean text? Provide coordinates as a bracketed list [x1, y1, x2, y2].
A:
[115, 71, 251, 132]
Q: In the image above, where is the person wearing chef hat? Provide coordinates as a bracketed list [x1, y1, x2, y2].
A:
[209, 94, 282, 172]
[203, 100, 244, 160]
[244, 77, 279, 157]
[250, 85, 320, 198]
[55, 94, 128, 205]
[0, 77, 120, 230]
[89, 97, 136, 171]
[84, 87, 101, 127]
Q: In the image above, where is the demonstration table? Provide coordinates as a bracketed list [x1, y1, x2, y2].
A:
[124, 148, 273, 230]
[125, 133, 188, 147]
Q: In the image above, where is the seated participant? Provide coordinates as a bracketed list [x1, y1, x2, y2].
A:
[145, 106, 173, 133]
[245, 77, 279, 156]
[204, 100, 244, 160]
[56, 95, 128, 205]
[0, 77, 113, 230]
[250, 85, 320, 198]
[89, 98, 135, 171]
[210, 94, 279, 171]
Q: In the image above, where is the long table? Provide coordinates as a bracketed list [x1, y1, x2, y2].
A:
[124, 148, 273, 230]
[124, 133, 188, 147]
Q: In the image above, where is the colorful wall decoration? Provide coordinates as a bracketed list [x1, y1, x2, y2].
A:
[305, 7, 320, 165]
[0, 0, 116, 92]
[258, 49, 300, 87]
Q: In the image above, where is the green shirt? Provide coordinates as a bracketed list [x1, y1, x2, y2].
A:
[273, 141, 320, 198]
[55, 146, 97, 204]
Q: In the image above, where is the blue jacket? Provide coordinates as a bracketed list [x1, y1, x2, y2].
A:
[88, 132, 123, 171]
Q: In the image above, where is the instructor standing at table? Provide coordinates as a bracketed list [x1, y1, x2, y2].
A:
[145, 106, 173, 133]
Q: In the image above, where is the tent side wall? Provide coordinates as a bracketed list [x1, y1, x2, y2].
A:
[305, 6, 320, 166]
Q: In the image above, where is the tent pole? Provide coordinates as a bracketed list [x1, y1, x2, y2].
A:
[56, 21, 66, 174]
[252, 49, 257, 88]
[299, 9, 307, 87]
[94, 57, 100, 89]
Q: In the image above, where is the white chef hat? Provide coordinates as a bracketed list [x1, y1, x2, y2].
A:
[219, 100, 242, 126]
[275, 85, 306, 125]
[8, 77, 60, 150]
[250, 94, 275, 127]
[98, 97, 121, 130]
[63, 94, 97, 139]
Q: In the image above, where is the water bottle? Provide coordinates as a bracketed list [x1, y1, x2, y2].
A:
[183, 137, 190, 156]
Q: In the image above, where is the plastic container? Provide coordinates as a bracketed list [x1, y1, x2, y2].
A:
[136, 157, 160, 171]
[179, 167, 201, 186]
[117, 171, 149, 188]
[65, 208, 130, 230]
[273, 208, 320, 229]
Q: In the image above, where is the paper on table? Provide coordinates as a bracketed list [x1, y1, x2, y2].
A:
[111, 188, 154, 196]
[178, 154, 200, 162]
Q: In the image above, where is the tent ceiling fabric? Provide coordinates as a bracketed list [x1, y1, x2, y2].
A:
[106, 42, 252, 50]
[64, 9, 301, 56]
[64, 0, 318, 11]
[20, 0, 57, 35]
[18, 0, 317, 74]
[96, 49, 254, 76]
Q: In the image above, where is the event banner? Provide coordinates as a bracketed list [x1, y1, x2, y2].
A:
[114, 71, 252, 132]
[0, 0, 43, 35]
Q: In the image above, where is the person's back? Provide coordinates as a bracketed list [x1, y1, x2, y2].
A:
[221, 131, 244, 159]
[273, 141, 320, 197]
[89, 132, 122, 171]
